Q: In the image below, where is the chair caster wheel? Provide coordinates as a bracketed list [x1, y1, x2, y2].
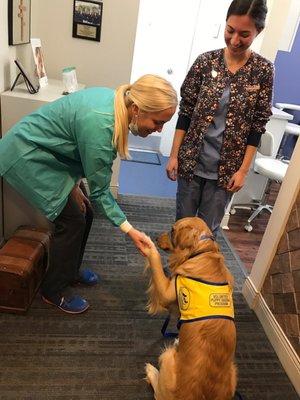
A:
[244, 224, 253, 232]
[230, 208, 236, 215]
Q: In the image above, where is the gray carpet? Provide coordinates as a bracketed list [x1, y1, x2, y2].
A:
[0, 195, 298, 400]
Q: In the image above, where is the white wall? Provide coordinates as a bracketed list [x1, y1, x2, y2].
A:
[30, 0, 140, 88]
[29, 0, 139, 196]
[278, 0, 300, 51]
[251, 0, 298, 61]
[0, 0, 17, 244]
[257, 0, 290, 61]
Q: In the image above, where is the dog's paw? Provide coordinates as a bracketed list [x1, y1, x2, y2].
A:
[145, 363, 158, 385]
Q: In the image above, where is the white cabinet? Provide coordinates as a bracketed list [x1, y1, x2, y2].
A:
[1, 79, 84, 133]
[0, 79, 120, 238]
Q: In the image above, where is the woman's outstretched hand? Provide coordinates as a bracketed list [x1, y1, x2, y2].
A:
[127, 228, 153, 256]
[166, 156, 178, 181]
[138, 235, 160, 260]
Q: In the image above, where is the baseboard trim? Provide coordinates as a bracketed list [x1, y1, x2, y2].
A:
[242, 276, 259, 307]
[243, 277, 300, 395]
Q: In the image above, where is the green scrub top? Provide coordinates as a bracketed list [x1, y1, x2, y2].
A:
[0, 87, 126, 226]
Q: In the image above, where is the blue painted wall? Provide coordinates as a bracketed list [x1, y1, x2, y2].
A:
[274, 24, 300, 123]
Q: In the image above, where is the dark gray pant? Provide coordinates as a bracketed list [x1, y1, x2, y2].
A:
[176, 176, 232, 234]
[41, 184, 93, 298]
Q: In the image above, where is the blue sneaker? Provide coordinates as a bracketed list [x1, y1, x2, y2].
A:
[77, 268, 99, 286]
[42, 294, 90, 314]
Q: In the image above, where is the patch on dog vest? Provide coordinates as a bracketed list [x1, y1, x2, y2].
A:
[176, 275, 234, 324]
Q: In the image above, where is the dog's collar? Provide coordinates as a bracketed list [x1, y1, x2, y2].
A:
[199, 234, 215, 242]
[189, 234, 215, 259]
[168, 231, 215, 248]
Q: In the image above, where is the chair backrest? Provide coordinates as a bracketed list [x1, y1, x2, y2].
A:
[257, 131, 274, 157]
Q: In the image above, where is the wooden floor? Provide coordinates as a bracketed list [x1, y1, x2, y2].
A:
[223, 182, 281, 273]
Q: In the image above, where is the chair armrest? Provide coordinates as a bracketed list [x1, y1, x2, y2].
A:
[275, 102, 300, 111]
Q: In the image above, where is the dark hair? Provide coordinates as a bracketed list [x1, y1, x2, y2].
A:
[226, 0, 268, 31]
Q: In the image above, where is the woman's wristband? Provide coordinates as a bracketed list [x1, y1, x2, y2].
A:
[120, 220, 133, 234]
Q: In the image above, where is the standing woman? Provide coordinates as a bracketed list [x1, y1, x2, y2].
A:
[166, 0, 274, 234]
[0, 74, 177, 313]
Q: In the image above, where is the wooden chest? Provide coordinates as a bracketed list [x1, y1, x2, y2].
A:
[0, 227, 51, 314]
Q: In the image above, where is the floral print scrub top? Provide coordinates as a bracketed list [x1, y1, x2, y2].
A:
[176, 48, 274, 187]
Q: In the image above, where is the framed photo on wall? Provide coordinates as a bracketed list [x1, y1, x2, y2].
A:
[72, 0, 103, 42]
[8, 0, 31, 45]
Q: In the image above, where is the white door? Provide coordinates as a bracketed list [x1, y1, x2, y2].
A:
[129, 0, 232, 156]
[129, 0, 201, 156]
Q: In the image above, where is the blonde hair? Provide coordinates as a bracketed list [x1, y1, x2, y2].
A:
[113, 74, 178, 158]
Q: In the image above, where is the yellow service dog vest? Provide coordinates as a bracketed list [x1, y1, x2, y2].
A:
[176, 275, 234, 325]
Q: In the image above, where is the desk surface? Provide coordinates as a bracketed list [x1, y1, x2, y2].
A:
[2, 79, 85, 103]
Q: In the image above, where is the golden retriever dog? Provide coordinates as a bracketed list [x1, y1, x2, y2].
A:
[143, 217, 237, 400]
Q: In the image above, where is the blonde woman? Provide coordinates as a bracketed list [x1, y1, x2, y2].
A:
[0, 74, 177, 314]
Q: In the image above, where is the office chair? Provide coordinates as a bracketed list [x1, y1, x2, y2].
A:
[275, 103, 300, 135]
[231, 131, 288, 232]
[275, 103, 300, 158]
